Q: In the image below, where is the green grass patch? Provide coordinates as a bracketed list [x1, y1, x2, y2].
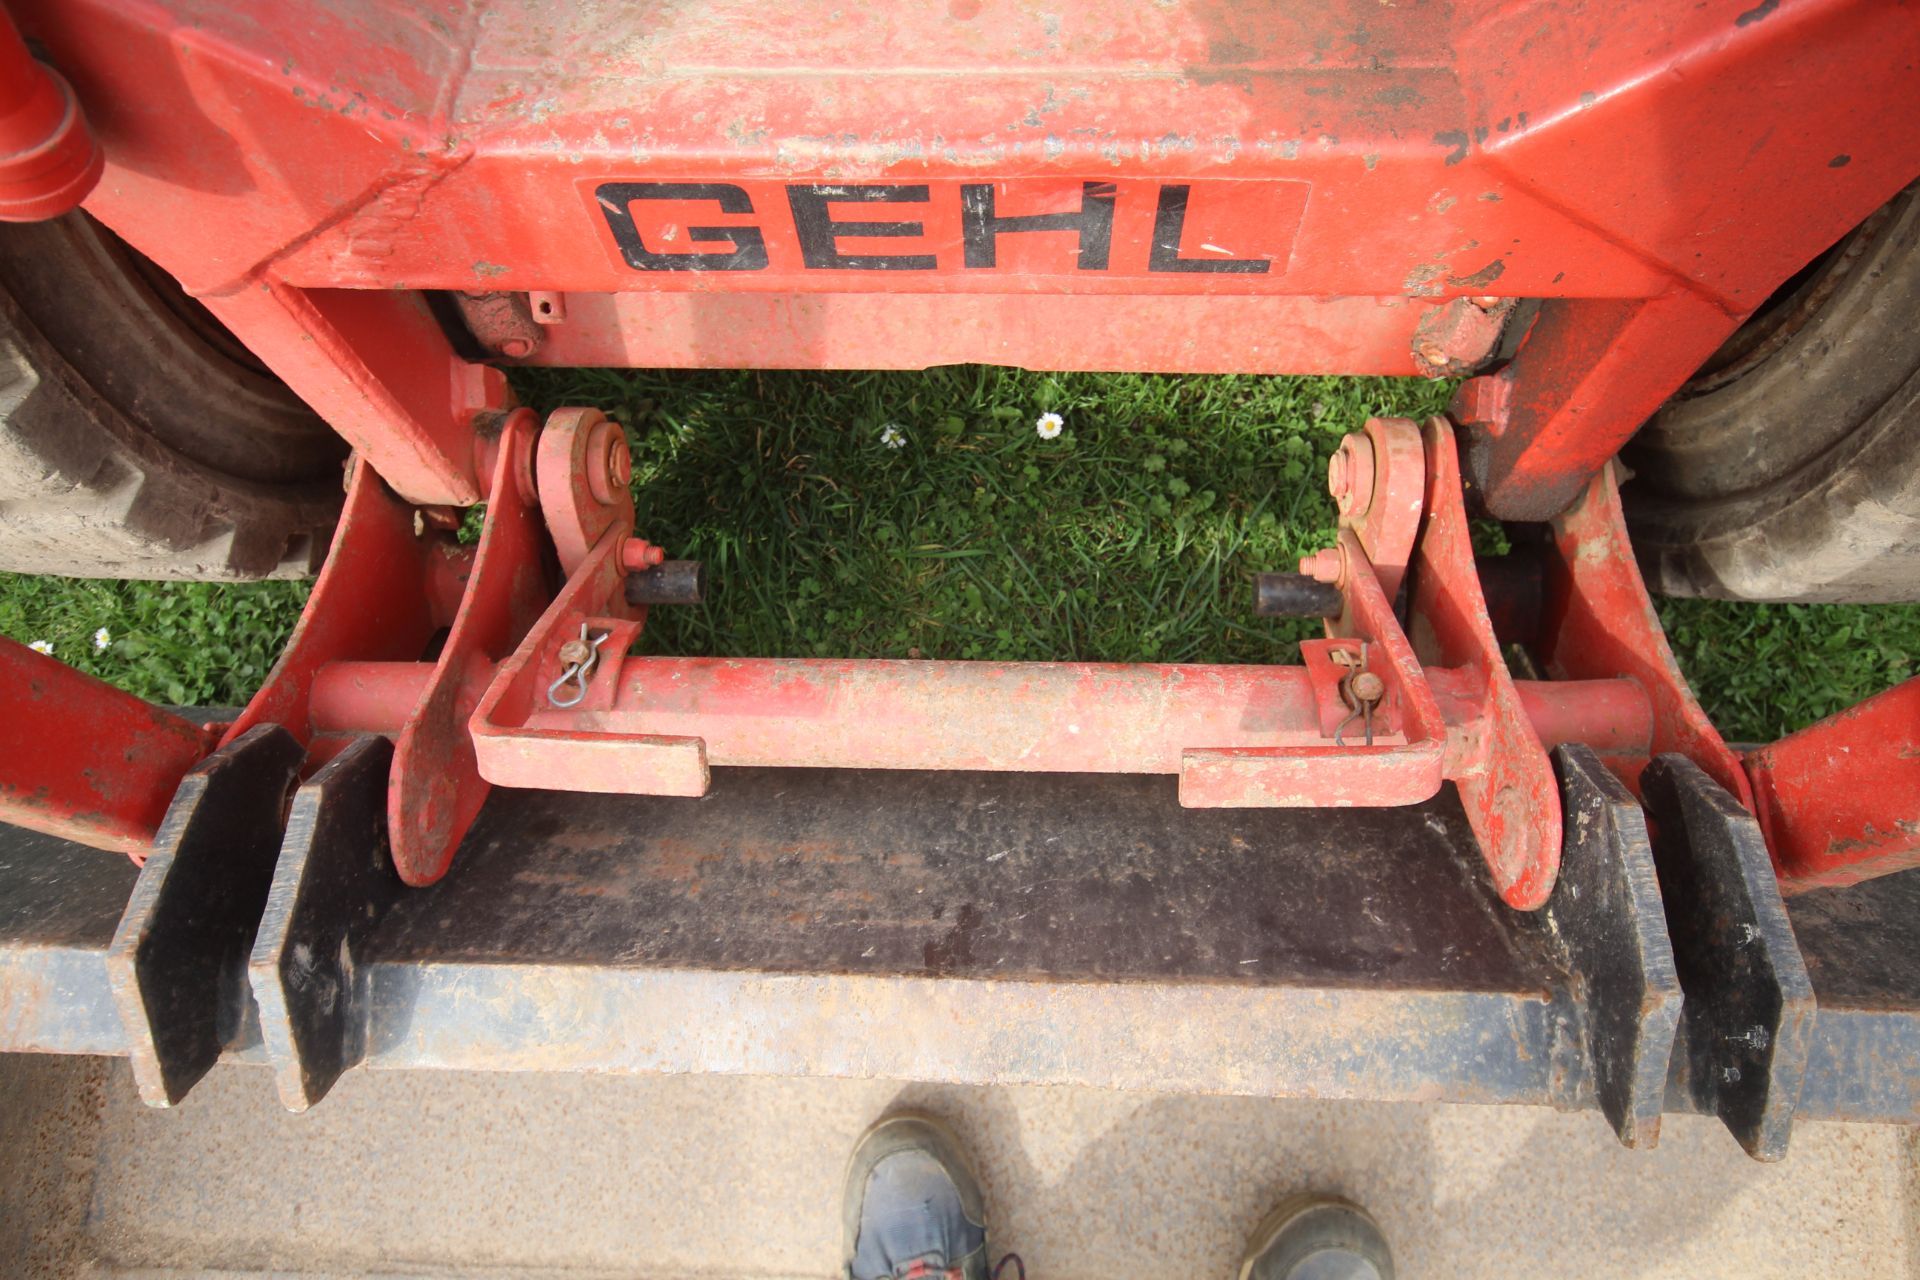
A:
[0, 368, 1912, 745]
[1657, 597, 1920, 743]
[0, 573, 307, 707]
[512, 366, 1451, 664]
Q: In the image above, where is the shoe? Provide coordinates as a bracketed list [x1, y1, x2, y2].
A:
[1239, 1193, 1394, 1280]
[842, 1114, 991, 1280]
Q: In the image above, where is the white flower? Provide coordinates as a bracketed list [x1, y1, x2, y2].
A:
[27, 639, 53, 656]
[93, 627, 112, 652]
[1035, 412, 1064, 440]
[879, 423, 907, 449]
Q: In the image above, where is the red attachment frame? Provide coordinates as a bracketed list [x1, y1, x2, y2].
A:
[458, 414, 1577, 906]
[0, 0, 1915, 908]
[0, 393, 1902, 909]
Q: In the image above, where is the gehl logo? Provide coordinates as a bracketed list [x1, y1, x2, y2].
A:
[593, 181, 1279, 276]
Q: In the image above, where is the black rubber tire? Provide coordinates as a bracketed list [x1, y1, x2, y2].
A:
[0, 214, 343, 580]
[1625, 183, 1920, 603]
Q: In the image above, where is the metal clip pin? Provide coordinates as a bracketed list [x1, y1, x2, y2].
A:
[1334, 641, 1384, 748]
[546, 623, 610, 709]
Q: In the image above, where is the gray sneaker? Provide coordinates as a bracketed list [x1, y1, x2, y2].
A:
[842, 1114, 992, 1280]
[1239, 1194, 1395, 1280]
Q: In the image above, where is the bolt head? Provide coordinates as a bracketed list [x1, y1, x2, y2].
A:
[500, 338, 534, 359]
[1330, 434, 1375, 519]
[1450, 377, 1512, 436]
[1352, 671, 1386, 702]
[1299, 548, 1344, 585]
[584, 419, 631, 505]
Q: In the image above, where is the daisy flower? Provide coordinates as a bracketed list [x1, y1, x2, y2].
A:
[879, 423, 907, 449]
[1035, 412, 1064, 440]
[94, 627, 112, 652]
[28, 639, 53, 656]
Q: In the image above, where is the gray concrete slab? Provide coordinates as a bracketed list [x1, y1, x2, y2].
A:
[2, 1056, 1913, 1279]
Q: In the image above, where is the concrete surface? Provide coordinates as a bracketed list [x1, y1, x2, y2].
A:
[2, 1054, 1916, 1279]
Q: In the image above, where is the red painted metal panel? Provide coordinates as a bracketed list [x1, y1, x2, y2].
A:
[9, 0, 1913, 509]
[524, 292, 1432, 375]
[0, 638, 211, 858]
[12, 0, 1912, 304]
[1457, 0, 1920, 311]
[1748, 677, 1920, 893]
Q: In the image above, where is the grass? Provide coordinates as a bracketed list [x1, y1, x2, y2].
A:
[0, 576, 309, 708]
[3, 367, 1916, 742]
[513, 367, 1449, 665]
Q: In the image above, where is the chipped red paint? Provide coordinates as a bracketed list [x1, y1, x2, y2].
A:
[0, 639, 211, 858]
[1405, 417, 1561, 909]
[1749, 678, 1920, 893]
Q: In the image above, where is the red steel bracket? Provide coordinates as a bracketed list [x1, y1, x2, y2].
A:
[384, 410, 547, 884]
[538, 406, 637, 575]
[222, 459, 462, 758]
[0, 639, 212, 859]
[1324, 416, 1426, 607]
[1453, 292, 1744, 521]
[1747, 676, 1920, 893]
[198, 286, 505, 508]
[1406, 417, 1562, 909]
[1537, 462, 1753, 810]
[225, 413, 548, 884]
